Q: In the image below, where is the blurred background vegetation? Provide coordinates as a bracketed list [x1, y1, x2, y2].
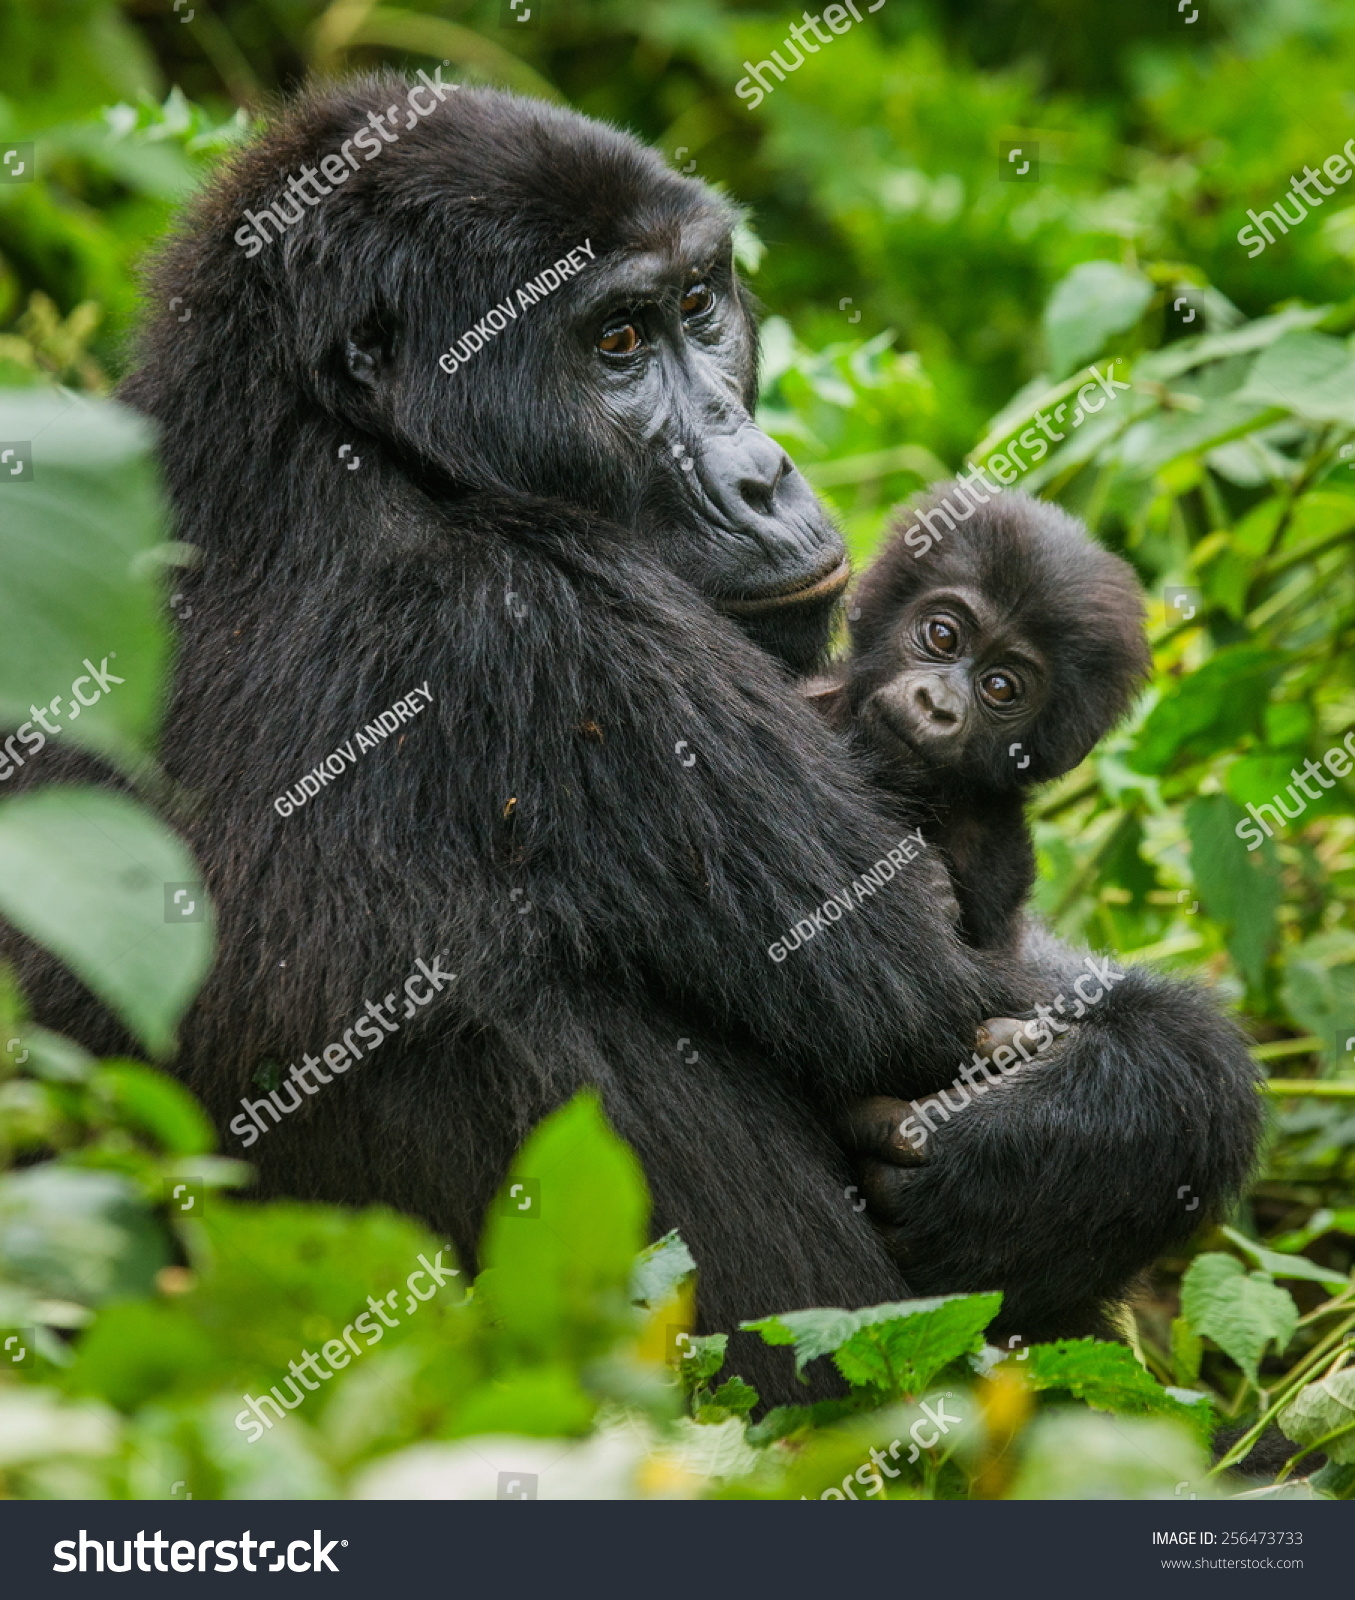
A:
[1, 0, 1354, 1497]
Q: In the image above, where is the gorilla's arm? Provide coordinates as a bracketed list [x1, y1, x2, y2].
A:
[853, 922, 1263, 1338]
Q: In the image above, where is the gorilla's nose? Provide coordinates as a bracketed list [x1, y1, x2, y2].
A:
[912, 676, 966, 732]
[734, 433, 789, 516]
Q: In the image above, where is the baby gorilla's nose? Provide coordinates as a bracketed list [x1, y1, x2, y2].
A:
[912, 674, 966, 733]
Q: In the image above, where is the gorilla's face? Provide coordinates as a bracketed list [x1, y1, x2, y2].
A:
[564, 220, 849, 668]
[324, 90, 847, 672]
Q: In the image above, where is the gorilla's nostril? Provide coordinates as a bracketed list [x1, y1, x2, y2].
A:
[914, 685, 958, 725]
[737, 452, 787, 516]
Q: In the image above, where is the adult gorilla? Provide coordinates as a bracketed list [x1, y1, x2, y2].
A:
[8, 80, 1259, 1402]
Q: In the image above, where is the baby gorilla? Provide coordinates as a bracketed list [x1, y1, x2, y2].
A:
[809, 484, 1149, 949]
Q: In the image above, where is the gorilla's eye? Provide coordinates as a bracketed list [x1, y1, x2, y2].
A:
[924, 617, 960, 655]
[598, 322, 643, 355]
[980, 671, 1020, 705]
[680, 283, 714, 320]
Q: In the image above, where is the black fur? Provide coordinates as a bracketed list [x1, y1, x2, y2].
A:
[0, 81, 1261, 1402]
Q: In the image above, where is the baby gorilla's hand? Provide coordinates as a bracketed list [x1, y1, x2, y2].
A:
[837, 1095, 929, 1230]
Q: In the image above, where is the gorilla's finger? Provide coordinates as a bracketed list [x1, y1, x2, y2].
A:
[838, 1095, 930, 1165]
[976, 1015, 1032, 1058]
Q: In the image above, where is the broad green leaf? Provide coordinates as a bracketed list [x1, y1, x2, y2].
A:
[1129, 647, 1286, 774]
[1219, 1226, 1348, 1289]
[1185, 794, 1280, 989]
[1277, 1370, 1355, 1464]
[745, 1291, 1000, 1394]
[0, 1165, 170, 1307]
[1236, 331, 1355, 426]
[1043, 261, 1153, 378]
[95, 1062, 216, 1155]
[1179, 1253, 1297, 1384]
[0, 786, 213, 1057]
[0, 390, 170, 770]
[479, 1092, 649, 1362]
[1022, 1338, 1213, 1442]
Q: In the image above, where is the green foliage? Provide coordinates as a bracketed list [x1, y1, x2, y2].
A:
[1, 0, 1354, 1502]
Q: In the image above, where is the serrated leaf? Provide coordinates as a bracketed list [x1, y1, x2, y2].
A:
[745, 1292, 1000, 1394]
[1022, 1338, 1213, 1442]
[1180, 1253, 1297, 1384]
[0, 787, 213, 1057]
[1277, 1370, 1355, 1464]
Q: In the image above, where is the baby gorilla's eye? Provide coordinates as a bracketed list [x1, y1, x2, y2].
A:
[980, 671, 1020, 705]
[924, 618, 959, 655]
[598, 322, 642, 355]
[680, 283, 714, 319]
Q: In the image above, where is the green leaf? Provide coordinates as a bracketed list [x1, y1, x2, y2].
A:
[96, 1062, 216, 1155]
[1022, 1338, 1213, 1441]
[1280, 933, 1355, 1070]
[629, 1229, 695, 1309]
[744, 1291, 1000, 1394]
[0, 391, 170, 770]
[0, 1165, 170, 1306]
[1185, 794, 1280, 989]
[0, 787, 213, 1057]
[1170, 1316, 1203, 1388]
[1008, 1412, 1214, 1500]
[1179, 1253, 1298, 1384]
[1129, 647, 1286, 775]
[1220, 1226, 1349, 1289]
[1277, 1370, 1355, 1464]
[1236, 331, 1355, 426]
[678, 1332, 729, 1386]
[479, 1092, 649, 1362]
[1043, 261, 1153, 379]
[707, 1376, 760, 1419]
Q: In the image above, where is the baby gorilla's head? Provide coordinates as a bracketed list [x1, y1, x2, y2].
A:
[845, 484, 1150, 792]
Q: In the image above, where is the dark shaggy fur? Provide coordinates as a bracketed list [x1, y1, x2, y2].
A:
[817, 485, 1150, 948]
[0, 80, 1261, 1402]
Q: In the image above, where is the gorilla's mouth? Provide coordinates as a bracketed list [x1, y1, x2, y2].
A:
[716, 556, 852, 618]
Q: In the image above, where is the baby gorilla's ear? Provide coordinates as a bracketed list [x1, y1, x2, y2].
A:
[800, 669, 852, 729]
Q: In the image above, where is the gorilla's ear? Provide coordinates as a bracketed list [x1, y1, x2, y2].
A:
[343, 316, 398, 387]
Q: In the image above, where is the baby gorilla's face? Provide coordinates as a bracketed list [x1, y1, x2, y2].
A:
[856, 584, 1049, 785]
